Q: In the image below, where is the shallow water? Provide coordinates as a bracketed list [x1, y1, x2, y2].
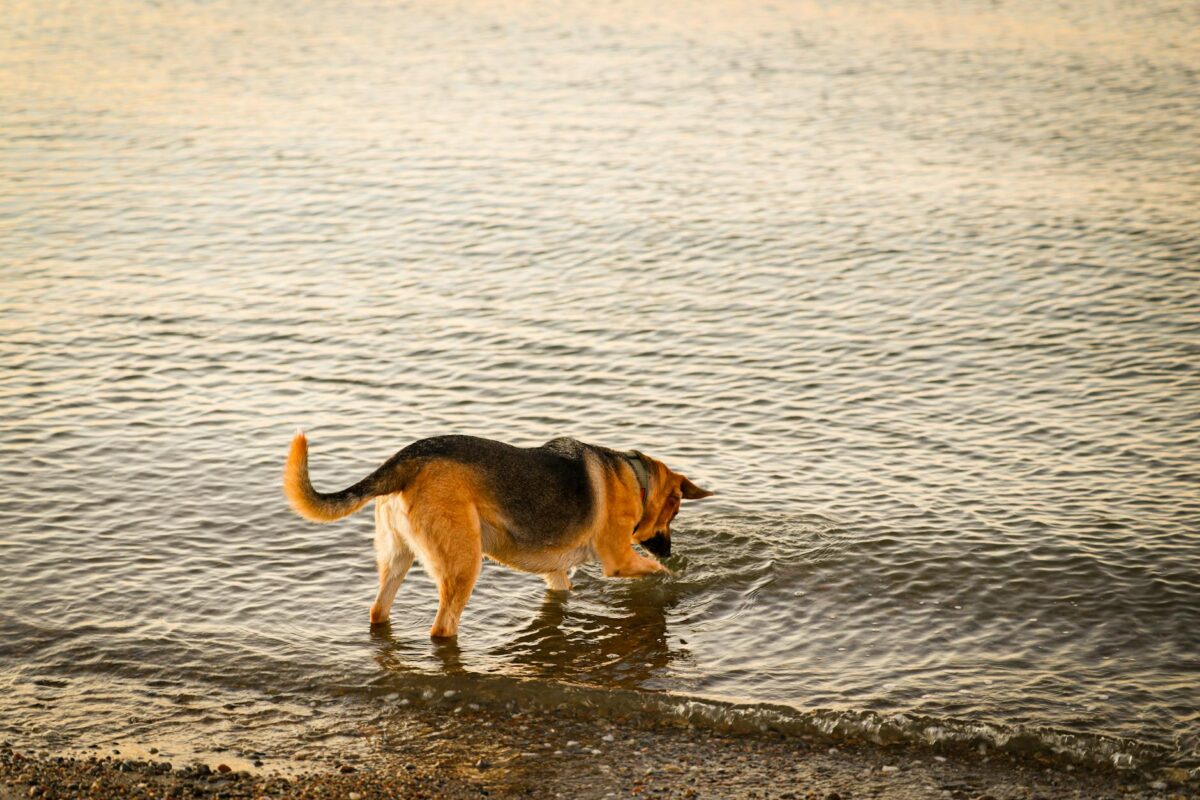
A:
[2, 0, 1198, 771]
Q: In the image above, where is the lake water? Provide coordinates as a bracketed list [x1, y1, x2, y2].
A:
[2, 0, 1198, 772]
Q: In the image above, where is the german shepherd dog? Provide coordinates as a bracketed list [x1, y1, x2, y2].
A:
[283, 433, 713, 638]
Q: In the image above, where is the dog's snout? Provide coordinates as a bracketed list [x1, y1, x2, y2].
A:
[642, 532, 671, 558]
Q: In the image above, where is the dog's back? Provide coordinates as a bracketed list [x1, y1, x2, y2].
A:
[394, 434, 618, 549]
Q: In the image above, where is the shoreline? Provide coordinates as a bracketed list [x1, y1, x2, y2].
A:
[4, 701, 1193, 799]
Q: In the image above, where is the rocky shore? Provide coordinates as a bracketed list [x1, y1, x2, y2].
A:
[3, 701, 1195, 800]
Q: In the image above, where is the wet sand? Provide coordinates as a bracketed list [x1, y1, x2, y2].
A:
[4, 702, 1192, 799]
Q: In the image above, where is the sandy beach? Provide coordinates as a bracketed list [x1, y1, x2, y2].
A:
[4, 700, 1193, 800]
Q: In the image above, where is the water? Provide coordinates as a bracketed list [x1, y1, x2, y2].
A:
[2, 0, 1198, 772]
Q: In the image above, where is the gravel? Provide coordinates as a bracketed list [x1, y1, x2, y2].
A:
[2, 706, 1194, 799]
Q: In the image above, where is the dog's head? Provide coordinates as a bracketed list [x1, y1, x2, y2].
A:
[629, 453, 713, 558]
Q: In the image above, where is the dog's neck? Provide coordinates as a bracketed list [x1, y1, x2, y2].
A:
[625, 454, 650, 504]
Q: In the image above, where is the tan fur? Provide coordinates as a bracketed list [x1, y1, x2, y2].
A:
[285, 434, 712, 638]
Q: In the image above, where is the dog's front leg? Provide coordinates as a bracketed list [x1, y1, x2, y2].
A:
[602, 554, 670, 578]
[595, 520, 671, 578]
[543, 570, 572, 591]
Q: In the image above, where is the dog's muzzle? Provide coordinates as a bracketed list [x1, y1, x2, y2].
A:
[642, 532, 671, 558]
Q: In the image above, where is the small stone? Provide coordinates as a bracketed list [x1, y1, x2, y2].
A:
[217, 763, 232, 773]
[339, 764, 357, 774]
[1161, 767, 1190, 784]
[881, 765, 899, 774]
[475, 758, 491, 770]
[149, 747, 158, 754]
[567, 740, 580, 747]
[443, 690, 457, 699]
[1150, 781, 1167, 790]
[602, 734, 614, 743]
[348, 793, 362, 800]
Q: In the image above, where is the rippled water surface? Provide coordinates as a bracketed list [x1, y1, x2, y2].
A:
[2, 0, 1198, 771]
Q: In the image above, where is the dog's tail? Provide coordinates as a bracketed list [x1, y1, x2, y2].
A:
[283, 431, 392, 523]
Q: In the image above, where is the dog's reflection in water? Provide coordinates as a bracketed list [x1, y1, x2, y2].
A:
[370, 579, 690, 689]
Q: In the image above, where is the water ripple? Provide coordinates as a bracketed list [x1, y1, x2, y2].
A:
[2, 0, 1198, 771]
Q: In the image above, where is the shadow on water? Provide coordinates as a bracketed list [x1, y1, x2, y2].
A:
[368, 580, 690, 690]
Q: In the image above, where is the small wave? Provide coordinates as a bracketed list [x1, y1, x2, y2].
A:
[356, 671, 1179, 775]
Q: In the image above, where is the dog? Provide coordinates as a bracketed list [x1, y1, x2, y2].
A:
[283, 433, 713, 638]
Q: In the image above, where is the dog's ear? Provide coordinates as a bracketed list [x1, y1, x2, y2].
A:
[680, 476, 714, 500]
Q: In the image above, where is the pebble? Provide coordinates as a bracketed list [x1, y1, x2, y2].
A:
[1161, 767, 1190, 784]
[881, 765, 899, 774]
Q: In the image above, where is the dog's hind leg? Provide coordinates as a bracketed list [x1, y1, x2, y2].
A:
[370, 497, 416, 624]
[408, 498, 482, 639]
